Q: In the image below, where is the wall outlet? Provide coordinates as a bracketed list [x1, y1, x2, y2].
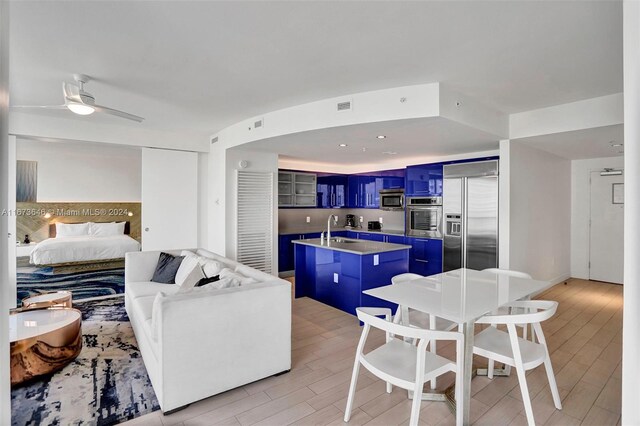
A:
[373, 255, 379, 266]
[379, 217, 383, 224]
[333, 273, 339, 283]
[359, 216, 364, 223]
[306, 216, 311, 223]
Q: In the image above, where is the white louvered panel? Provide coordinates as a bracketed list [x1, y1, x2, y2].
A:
[237, 170, 274, 274]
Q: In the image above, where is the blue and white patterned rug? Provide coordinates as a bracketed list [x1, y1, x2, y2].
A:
[11, 297, 160, 426]
[16, 266, 125, 305]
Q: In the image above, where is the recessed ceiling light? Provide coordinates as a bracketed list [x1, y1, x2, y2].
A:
[338, 143, 348, 147]
[377, 135, 386, 139]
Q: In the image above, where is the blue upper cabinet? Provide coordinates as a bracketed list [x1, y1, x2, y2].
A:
[405, 163, 443, 197]
[347, 169, 405, 209]
[317, 174, 348, 208]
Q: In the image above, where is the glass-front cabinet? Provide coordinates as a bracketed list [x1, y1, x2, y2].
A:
[278, 171, 317, 207]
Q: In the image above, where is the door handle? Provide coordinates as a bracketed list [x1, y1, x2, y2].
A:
[415, 259, 429, 263]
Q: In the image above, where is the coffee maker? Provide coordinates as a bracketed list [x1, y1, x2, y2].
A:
[345, 214, 357, 228]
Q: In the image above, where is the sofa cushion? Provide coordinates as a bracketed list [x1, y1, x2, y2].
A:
[132, 294, 157, 322]
[127, 281, 181, 300]
[152, 252, 185, 284]
[220, 268, 258, 286]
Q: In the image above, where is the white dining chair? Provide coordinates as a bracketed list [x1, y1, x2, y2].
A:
[473, 300, 562, 426]
[391, 273, 459, 389]
[482, 268, 534, 378]
[344, 307, 464, 426]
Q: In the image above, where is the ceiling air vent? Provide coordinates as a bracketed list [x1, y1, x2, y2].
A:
[211, 136, 219, 144]
[254, 119, 263, 129]
[337, 100, 352, 111]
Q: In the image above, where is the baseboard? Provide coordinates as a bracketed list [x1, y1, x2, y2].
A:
[530, 273, 571, 298]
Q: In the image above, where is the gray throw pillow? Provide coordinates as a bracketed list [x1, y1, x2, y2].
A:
[152, 252, 185, 284]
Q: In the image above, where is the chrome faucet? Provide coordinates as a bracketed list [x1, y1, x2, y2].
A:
[327, 215, 338, 241]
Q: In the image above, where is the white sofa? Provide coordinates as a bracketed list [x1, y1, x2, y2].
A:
[124, 248, 291, 413]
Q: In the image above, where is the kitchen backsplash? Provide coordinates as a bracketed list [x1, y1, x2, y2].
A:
[278, 208, 405, 233]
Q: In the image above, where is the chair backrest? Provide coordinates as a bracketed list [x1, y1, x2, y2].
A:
[356, 308, 461, 343]
[391, 273, 424, 285]
[476, 300, 558, 325]
[483, 268, 532, 279]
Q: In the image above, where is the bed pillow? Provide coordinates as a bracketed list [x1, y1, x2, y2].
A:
[56, 222, 90, 237]
[152, 252, 185, 284]
[89, 222, 126, 237]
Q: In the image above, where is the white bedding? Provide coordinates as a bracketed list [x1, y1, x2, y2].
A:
[30, 235, 141, 265]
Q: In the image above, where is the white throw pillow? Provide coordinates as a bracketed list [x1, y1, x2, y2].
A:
[180, 250, 197, 258]
[56, 222, 90, 237]
[151, 291, 166, 341]
[200, 276, 242, 290]
[177, 263, 206, 292]
[89, 222, 126, 236]
[174, 255, 200, 286]
[199, 259, 222, 278]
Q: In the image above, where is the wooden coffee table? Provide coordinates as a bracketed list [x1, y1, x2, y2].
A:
[22, 291, 72, 310]
[10, 308, 82, 386]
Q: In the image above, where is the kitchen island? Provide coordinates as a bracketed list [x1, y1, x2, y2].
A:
[293, 237, 410, 315]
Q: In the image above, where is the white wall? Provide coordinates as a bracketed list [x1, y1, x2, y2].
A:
[16, 138, 141, 202]
[622, 1, 640, 423]
[0, 0, 9, 421]
[570, 156, 624, 279]
[508, 141, 571, 282]
[197, 152, 209, 248]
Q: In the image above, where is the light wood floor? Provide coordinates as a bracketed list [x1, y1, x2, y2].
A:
[124, 278, 623, 426]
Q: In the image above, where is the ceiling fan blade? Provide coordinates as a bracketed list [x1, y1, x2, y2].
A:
[62, 82, 82, 103]
[11, 105, 68, 110]
[93, 104, 144, 122]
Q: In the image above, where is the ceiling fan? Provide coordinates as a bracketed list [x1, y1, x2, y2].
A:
[12, 74, 144, 122]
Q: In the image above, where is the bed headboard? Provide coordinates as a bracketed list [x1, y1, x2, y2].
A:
[49, 221, 131, 238]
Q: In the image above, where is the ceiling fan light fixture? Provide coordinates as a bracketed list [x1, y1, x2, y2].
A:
[67, 102, 95, 115]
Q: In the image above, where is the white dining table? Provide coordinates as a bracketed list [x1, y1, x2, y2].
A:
[363, 268, 552, 425]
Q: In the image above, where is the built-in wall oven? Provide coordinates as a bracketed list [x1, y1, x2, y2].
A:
[405, 196, 443, 238]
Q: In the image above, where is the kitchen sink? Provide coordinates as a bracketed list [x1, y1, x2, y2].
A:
[329, 238, 359, 243]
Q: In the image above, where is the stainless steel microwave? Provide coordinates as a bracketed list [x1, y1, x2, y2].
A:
[379, 189, 404, 211]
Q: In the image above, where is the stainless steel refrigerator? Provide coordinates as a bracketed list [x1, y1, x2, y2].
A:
[443, 160, 499, 272]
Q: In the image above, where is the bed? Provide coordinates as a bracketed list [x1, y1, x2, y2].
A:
[30, 222, 141, 266]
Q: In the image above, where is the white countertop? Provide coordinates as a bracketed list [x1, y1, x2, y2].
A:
[292, 237, 411, 255]
[364, 268, 552, 324]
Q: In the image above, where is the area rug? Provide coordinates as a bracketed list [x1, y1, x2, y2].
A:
[16, 266, 125, 305]
[11, 297, 160, 426]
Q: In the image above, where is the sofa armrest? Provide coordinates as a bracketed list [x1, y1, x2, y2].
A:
[125, 251, 163, 283]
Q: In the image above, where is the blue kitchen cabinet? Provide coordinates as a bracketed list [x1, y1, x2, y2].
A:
[405, 163, 443, 197]
[279, 232, 322, 272]
[348, 175, 378, 208]
[386, 235, 406, 245]
[407, 237, 442, 276]
[346, 231, 359, 239]
[356, 232, 385, 242]
[317, 175, 348, 208]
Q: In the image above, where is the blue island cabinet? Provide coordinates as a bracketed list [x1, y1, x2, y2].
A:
[294, 244, 409, 315]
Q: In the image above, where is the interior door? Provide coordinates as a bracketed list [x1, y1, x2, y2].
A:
[142, 148, 198, 251]
[589, 172, 624, 284]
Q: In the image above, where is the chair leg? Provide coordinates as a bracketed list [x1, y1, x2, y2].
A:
[543, 356, 563, 410]
[514, 361, 535, 426]
[430, 339, 438, 389]
[386, 382, 392, 393]
[488, 358, 495, 379]
[409, 379, 424, 426]
[344, 358, 361, 422]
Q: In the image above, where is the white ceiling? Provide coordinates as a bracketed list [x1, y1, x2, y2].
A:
[515, 124, 624, 160]
[10, 1, 622, 144]
[244, 117, 498, 165]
